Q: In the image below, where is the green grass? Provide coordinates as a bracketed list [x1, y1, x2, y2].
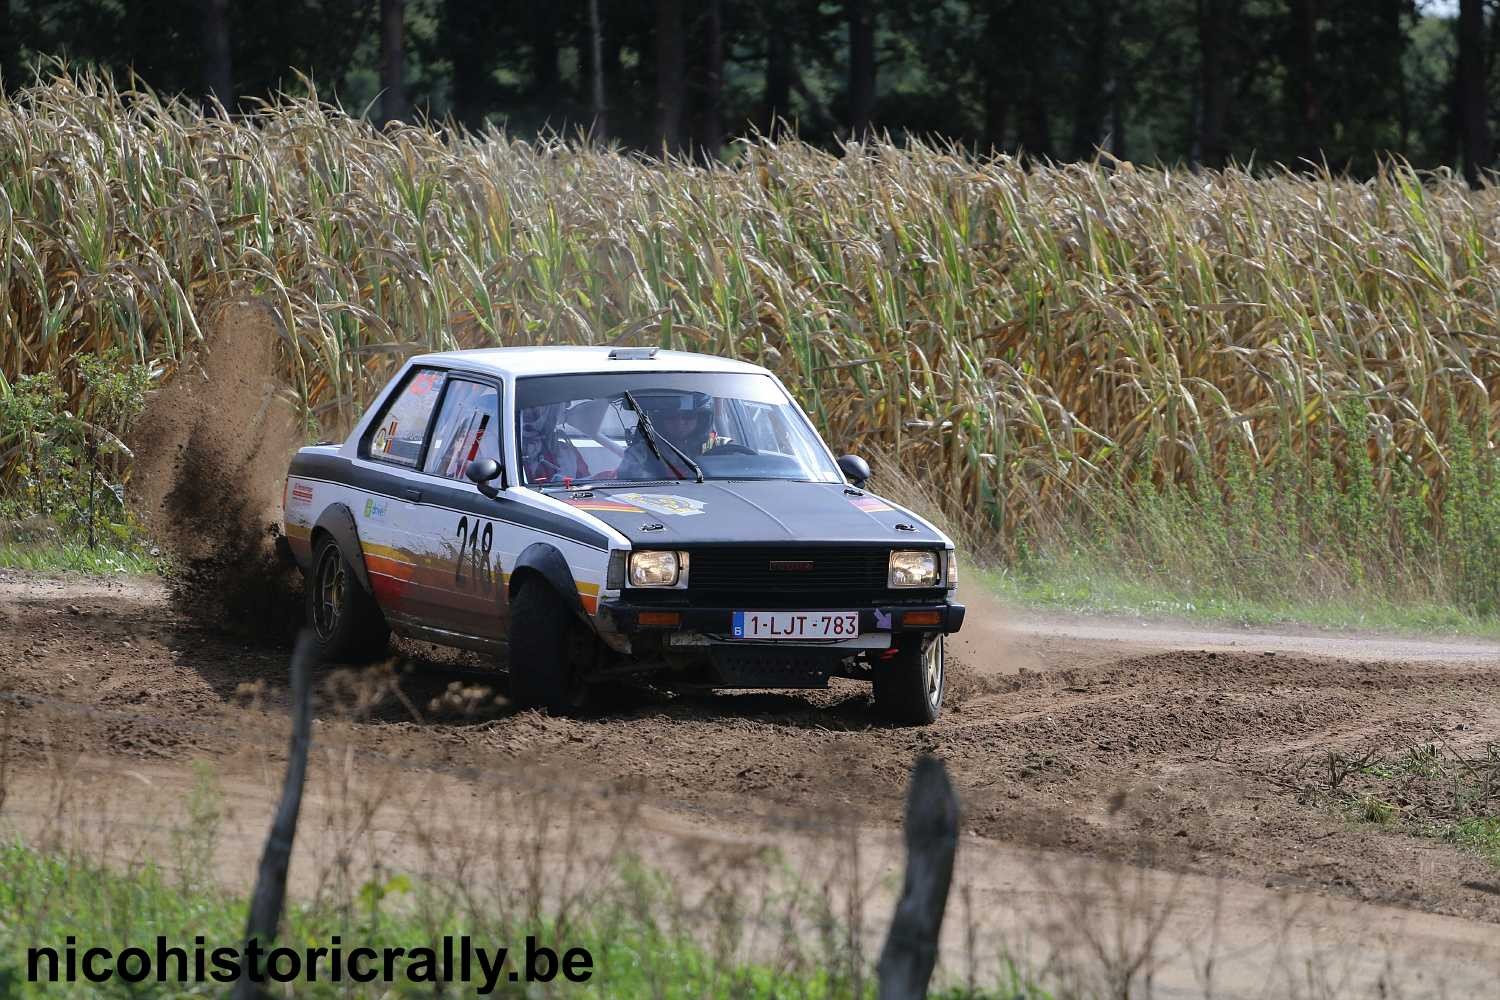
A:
[1445, 817, 1500, 869]
[0, 842, 831, 998]
[0, 540, 160, 576]
[0, 841, 1051, 999]
[980, 563, 1500, 638]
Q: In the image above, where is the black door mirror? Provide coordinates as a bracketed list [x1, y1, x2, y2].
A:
[837, 454, 871, 488]
[465, 457, 504, 497]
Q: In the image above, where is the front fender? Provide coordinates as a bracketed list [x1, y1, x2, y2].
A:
[312, 503, 375, 596]
[510, 542, 585, 618]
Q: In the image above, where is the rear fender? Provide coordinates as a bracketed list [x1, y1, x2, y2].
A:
[312, 503, 375, 596]
[509, 542, 585, 619]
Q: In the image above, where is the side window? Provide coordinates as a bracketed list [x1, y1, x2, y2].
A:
[423, 379, 502, 480]
[367, 368, 445, 468]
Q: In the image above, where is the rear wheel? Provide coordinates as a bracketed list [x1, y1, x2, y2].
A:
[873, 634, 944, 726]
[306, 534, 389, 662]
[508, 581, 590, 712]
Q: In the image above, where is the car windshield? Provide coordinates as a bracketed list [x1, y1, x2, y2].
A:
[515, 371, 844, 487]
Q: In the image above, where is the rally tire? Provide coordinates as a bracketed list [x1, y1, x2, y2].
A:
[873, 634, 944, 726]
[305, 534, 389, 663]
[508, 581, 586, 713]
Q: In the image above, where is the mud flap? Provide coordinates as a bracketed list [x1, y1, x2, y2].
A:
[312, 503, 375, 596]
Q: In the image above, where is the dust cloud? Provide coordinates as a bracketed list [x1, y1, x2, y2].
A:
[127, 299, 305, 639]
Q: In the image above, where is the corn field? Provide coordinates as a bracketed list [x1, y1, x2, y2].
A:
[2, 72, 1499, 577]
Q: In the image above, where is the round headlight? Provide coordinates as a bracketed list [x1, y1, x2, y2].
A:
[629, 550, 681, 588]
[888, 549, 940, 588]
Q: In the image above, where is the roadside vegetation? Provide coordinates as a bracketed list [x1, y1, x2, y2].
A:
[2, 71, 1499, 625]
[1277, 739, 1500, 872]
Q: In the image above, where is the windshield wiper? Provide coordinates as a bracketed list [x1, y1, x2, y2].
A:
[620, 391, 705, 484]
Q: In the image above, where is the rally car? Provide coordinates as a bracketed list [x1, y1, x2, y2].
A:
[282, 346, 965, 724]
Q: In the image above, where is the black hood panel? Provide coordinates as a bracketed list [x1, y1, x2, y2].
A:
[558, 481, 944, 546]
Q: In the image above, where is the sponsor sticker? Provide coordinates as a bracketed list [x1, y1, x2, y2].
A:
[566, 497, 645, 513]
[290, 482, 314, 505]
[363, 497, 388, 521]
[849, 495, 894, 513]
[614, 493, 706, 517]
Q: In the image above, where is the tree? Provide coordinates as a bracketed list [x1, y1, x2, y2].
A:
[588, 0, 606, 137]
[1069, 0, 1115, 159]
[0, 0, 16, 90]
[1457, 0, 1490, 185]
[201, 0, 232, 111]
[699, 0, 724, 156]
[1195, 0, 1239, 167]
[444, 0, 498, 128]
[379, 0, 406, 125]
[1285, 0, 1319, 163]
[846, 0, 876, 136]
[655, 0, 685, 153]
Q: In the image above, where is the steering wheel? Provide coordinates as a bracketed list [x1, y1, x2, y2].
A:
[702, 443, 758, 456]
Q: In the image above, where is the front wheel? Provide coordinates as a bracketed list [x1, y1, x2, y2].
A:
[507, 582, 591, 712]
[872, 634, 944, 726]
[305, 534, 389, 662]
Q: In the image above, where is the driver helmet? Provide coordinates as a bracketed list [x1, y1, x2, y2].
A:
[635, 390, 714, 454]
[520, 402, 569, 479]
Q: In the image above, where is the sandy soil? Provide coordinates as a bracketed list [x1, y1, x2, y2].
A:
[2, 572, 1499, 996]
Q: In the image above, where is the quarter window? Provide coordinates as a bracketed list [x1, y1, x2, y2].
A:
[367, 368, 445, 468]
[424, 380, 502, 480]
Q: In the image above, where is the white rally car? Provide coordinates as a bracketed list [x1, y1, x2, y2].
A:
[282, 346, 965, 724]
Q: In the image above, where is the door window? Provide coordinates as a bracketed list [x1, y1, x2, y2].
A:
[423, 379, 502, 480]
[367, 368, 445, 468]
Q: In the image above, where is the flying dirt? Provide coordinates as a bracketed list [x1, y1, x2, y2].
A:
[126, 299, 306, 636]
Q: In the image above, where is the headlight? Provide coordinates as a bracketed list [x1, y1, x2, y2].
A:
[947, 550, 958, 588]
[629, 550, 685, 588]
[888, 549, 940, 588]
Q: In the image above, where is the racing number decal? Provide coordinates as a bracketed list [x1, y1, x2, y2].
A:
[454, 515, 496, 592]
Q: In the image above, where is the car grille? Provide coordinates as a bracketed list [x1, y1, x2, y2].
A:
[689, 545, 894, 593]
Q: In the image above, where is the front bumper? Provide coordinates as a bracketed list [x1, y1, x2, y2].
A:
[596, 600, 965, 637]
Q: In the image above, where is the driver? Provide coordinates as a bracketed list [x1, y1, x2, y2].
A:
[615, 390, 716, 480]
[520, 402, 590, 484]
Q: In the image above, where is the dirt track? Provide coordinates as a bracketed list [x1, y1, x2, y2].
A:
[4, 570, 1500, 994]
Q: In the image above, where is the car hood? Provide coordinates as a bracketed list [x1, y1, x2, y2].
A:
[558, 480, 946, 546]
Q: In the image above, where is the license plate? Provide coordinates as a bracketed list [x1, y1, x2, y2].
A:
[731, 611, 860, 640]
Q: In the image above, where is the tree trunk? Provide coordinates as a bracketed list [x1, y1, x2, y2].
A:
[846, 0, 876, 137]
[981, 3, 1008, 151]
[700, 0, 724, 158]
[379, 0, 407, 126]
[655, 0, 685, 154]
[1286, 0, 1318, 163]
[764, 16, 792, 136]
[529, 2, 560, 97]
[1458, 0, 1490, 187]
[201, 0, 232, 112]
[447, 0, 492, 128]
[588, 0, 607, 139]
[1195, 0, 1236, 168]
[1070, 0, 1111, 159]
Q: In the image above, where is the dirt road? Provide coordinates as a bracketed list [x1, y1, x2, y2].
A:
[3, 571, 1499, 995]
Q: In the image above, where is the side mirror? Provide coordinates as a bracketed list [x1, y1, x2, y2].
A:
[465, 457, 504, 497]
[837, 454, 871, 488]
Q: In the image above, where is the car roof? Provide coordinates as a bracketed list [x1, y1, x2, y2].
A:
[408, 346, 772, 379]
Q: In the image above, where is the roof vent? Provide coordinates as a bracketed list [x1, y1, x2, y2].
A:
[608, 347, 659, 360]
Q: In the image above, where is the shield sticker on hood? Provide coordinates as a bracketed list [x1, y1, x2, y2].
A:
[614, 492, 706, 517]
